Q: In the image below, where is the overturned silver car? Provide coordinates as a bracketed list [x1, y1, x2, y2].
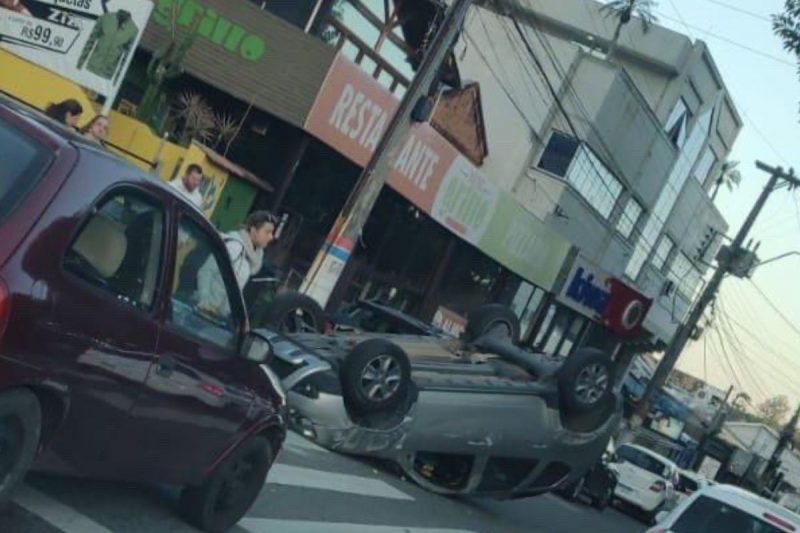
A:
[262, 293, 622, 498]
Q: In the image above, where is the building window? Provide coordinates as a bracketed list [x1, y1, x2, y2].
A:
[617, 197, 644, 239]
[625, 104, 715, 280]
[566, 145, 624, 219]
[665, 252, 702, 321]
[693, 146, 717, 186]
[538, 131, 580, 177]
[652, 237, 675, 271]
[538, 132, 624, 219]
[665, 98, 690, 148]
[322, 0, 418, 91]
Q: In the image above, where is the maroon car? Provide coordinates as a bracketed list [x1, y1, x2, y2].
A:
[0, 96, 286, 532]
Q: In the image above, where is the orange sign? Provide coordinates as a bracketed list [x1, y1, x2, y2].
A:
[305, 55, 457, 213]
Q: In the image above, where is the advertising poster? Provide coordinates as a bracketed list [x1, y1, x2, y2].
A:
[0, 0, 153, 101]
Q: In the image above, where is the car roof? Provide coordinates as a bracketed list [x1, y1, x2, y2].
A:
[618, 443, 679, 468]
[0, 93, 206, 218]
[697, 484, 800, 528]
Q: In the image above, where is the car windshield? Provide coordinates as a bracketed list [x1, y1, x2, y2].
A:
[0, 116, 53, 225]
[617, 446, 669, 477]
[672, 495, 786, 533]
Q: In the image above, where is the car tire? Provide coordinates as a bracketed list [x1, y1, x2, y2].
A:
[179, 436, 274, 533]
[464, 304, 520, 344]
[0, 389, 41, 508]
[557, 348, 613, 415]
[264, 291, 326, 334]
[341, 339, 411, 416]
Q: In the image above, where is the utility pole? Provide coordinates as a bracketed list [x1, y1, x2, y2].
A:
[761, 404, 800, 496]
[300, 0, 473, 308]
[692, 385, 734, 471]
[636, 162, 800, 420]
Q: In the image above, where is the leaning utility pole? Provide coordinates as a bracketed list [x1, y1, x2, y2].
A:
[692, 386, 733, 470]
[761, 404, 800, 496]
[636, 162, 800, 420]
[301, 0, 474, 307]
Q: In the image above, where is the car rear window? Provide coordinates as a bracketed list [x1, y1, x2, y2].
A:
[617, 445, 669, 477]
[0, 117, 53, 224]
[672, 495, 785, 533]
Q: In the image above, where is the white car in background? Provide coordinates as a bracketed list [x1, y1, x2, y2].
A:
[647, 483, 800, 533]
[610, 443, 679, 522]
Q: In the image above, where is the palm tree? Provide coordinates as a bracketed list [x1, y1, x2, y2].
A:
[600, 0, 659, 59]
[711, 160, 742, 201]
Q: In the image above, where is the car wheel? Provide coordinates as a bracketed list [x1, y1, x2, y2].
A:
[179, 436, 274, 533]
[0, 389, 41, 508]
[264, 291, 326, 334]
[463, 304, 520, 344]
[557, 348, 613, 415]
[341, 339, 411, 416]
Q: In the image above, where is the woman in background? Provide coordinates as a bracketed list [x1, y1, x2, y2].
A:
[45, 99, 83, 129]
[81, 115, 109, 145]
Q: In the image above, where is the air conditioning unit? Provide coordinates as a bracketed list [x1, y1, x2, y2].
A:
[662, 280, 675, 296]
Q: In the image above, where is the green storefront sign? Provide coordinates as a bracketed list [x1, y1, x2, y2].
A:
[478, 196, 573, 291]
[152, 0, 265, 61]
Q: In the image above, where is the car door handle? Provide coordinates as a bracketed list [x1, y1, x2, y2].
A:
[155, 355, 177, 378]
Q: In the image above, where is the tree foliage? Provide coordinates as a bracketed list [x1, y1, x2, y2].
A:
[774, 0, 800, 57]
[757, 395, 791, 429]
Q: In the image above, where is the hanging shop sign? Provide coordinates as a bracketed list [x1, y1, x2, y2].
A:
[139, 0, 335, 128]
[304, 54, 572, 291]
[559, 256, 653, 338]
[0, 0, 153, 102]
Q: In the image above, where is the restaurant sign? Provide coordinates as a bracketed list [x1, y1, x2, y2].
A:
[304, 54, 572, 291]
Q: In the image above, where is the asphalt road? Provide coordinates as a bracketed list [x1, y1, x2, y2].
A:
[1, 432, 646, 533]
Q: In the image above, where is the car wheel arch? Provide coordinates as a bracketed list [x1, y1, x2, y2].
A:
[3, 384, 68, 450]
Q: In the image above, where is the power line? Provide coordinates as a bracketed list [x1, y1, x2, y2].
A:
[696, 0, 773, 24]
[749, 280, 800, 340]
[655, 12, 797, 68]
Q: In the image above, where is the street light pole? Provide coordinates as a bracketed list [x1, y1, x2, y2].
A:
[301, 0, 474, 308]
[635, 162, 800, 421]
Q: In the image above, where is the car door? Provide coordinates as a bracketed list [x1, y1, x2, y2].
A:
[122, 208, 259, 484]
[36, 188, 166, 476]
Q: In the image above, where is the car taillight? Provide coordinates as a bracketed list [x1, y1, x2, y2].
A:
[0, 279, 9, 339]
[763, 512, 797, 532]
[650, 480, 666, 492]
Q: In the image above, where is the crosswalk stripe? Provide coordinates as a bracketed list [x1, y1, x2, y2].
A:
[267, 464, 414, 501]
[240, 518, 477, 533]
[13, 484, 113, 533]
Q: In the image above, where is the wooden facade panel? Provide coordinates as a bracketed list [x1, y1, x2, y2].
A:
[140, 0, 336, 127]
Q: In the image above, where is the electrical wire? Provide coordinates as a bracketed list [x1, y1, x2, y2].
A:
[655, 12, 797, 68]
[749, 280, 800, 341]
[506, 5, 710, 288]
[695, 0, 773, 24]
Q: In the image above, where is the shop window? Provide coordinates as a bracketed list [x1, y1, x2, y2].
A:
[558, 315, 588, 357]
[533, 304, 557, 348]
[617, 197, 643, 240]
[511, 282, 546, 340]
[652, 237, 675, 272]
[538, 132, 580, 177]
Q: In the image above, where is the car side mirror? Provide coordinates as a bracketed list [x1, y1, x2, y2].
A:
[241, 331, 273, 363]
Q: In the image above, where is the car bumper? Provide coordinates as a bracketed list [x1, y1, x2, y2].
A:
[614, 484, 664, 512]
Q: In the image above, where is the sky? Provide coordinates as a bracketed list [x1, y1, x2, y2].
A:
[646, 0, 800, 410]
